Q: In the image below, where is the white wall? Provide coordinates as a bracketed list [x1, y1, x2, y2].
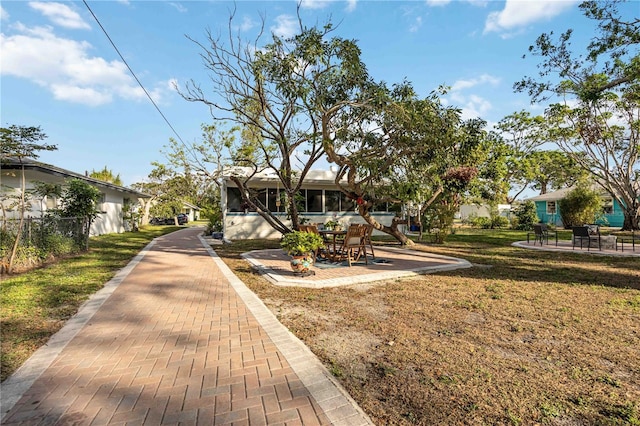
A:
[90, 190, 125, 235]
[223, 212, 396, 240]
[0, 169, 136, 236]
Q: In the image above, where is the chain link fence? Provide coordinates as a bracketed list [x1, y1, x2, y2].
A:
[1, 216, 90, 273]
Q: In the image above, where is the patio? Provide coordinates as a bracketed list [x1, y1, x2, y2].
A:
[242, 246, 472, 288]
[513, 239, 640, 257]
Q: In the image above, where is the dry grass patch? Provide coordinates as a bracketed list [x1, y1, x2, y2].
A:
[215, 233, 640, 425]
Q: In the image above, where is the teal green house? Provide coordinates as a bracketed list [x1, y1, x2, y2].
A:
[526, 187, 625, 228]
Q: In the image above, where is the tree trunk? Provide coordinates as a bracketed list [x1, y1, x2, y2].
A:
[358, 205, 414, 246]
[621, 204, 640, 231]
[138, 197, 154, 226]
[7, 164, 27, 273]
[229, 176, 291, 235]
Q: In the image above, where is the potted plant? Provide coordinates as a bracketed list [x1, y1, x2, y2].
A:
[324, 219, 344, 232]
[280, 230, 325, 274]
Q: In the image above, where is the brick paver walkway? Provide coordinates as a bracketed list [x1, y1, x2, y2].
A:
[1, 228, 372, 425]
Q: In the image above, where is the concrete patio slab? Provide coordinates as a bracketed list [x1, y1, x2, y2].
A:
[513, 240, 640, 257]
[242, 247, 473, 288]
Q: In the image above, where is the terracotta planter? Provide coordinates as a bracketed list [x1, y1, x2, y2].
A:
[290, 254, 314, 274]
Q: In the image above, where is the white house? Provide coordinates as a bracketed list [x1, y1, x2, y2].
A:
[221, 168, 398, 239]
[182, 201, 201, 222]
[1, 158, 149, 236]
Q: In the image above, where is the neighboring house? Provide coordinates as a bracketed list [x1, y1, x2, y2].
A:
[1, 158, 149, 236]
[221, 168, 398, 239]
[182, 202, 201, 222]
[526, 186, 624, 228]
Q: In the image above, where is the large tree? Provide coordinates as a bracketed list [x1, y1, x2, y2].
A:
[179, 11, 374, 234]
[0, 125, 57, 273]
[322, 83, 485, 244]
[492, 111, 545, 203]
[131, 163, 194, 225]
[89, 166, 123, 186]
[516, 0, 639, 230]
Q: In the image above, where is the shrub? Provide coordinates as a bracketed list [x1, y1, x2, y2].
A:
[558, 186, 603, 228]
[491, 215, 510, 229]
[512, 201, 539, 230]
[44, 234, 77, 256]
[470, 216, 492, 229]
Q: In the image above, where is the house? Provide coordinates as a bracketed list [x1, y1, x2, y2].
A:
[221, 168, 398, 239]
[526, 186, 624, 228]
[182, 201, 201, 222]
[1, 158, 149, 236]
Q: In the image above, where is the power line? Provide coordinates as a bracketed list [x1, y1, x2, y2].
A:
[82, 0, 188, 147]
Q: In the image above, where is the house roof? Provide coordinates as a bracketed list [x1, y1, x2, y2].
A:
[183, 201, 200, 210]
[526, 187, 574, 202]
[526, 184, 618, 202]
[1, 158, 150, 198]
[222, 166, 343, 185]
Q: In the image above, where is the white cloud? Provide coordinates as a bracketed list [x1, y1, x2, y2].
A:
[299, 0, 332, 9]
[484, 0, 578, 34]
[50, 84, 113, 106]
[299, 0, 357, 12]
[271, 15, 298, 39]
[29, 2, 90, 30]
[409, 16, 423, 33]
[445, 74, 501, 120]
[345, 0, 357, 12]
[450, 74, 500, 92]
[428, 0, 487, 6]
[168, 2, 187, 13]
[0, 24, 166, 106]
[449, 93, 493, 120]
[1, 6, 9, 21]
[426, 0, 451, 7]
[237, 15, 257, 32]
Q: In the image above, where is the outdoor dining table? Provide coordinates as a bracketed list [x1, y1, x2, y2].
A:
[319, 229, 347, 262]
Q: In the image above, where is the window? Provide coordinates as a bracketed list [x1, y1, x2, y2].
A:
[251, 189, 265, 211]
[546, 201, 556, 214]
[325, 190, 341, 212]
[45, 196, 58, 209]
[306, 189, 323, 212]
[370, 201, 391, 212]
[340, 192, 355, 212]
[325, 190, 356, 212]
[98, 193, 106, 212]
[267, 188, 280, 212]
[602, 198, 613, 215]
[227, 187, 242, 212]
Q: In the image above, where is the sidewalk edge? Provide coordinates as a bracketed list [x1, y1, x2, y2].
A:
[198, 235, 375, 426]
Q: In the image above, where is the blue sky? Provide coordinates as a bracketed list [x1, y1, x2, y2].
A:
[2, 0, 634, 187]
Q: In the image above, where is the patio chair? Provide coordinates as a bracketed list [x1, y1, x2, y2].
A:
[362, 224, 376, 259]
[617, 230, 638, 252]
[336, 224, 369, 266]
[528, 223, 558, 246]
[572, 225, 601, 251]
